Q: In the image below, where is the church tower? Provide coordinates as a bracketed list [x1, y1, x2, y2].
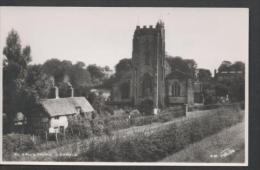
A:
[131, 21, 166, 109]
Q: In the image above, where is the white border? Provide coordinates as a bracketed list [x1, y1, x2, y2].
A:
[0, 7, 249, 166]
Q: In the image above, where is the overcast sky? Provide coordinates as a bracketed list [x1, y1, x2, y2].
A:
[0, 7, 248, 73]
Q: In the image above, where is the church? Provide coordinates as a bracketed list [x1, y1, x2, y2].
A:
[112, 21, 200, 110]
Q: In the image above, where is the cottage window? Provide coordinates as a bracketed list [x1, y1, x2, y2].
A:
[80, 111, 85, 117]
[76, 106, 82, 114]
[172, 82, 181, 97]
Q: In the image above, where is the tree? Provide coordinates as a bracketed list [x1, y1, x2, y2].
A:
[42, 59, 73, 84]
[184, 59, 197, 77]
[218, 60, 232, 72]
[87, 64, 106, 86]
[26, 64, 53, 99]
[230, 61, 245, 72]
[215, 61, 245, 102]
[166, 56, 197, 78]
[197, 69, 212, 82]
[70, 61, 91, 88]
[42, 58, 64, 83]
[3, 30, 32, 131]
[115, 58, 132, 78]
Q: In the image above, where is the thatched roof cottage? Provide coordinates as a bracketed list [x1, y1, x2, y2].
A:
[30, 86, 94, 135]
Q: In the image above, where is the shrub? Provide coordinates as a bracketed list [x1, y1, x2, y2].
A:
[3, 133, 36, 160]
[106, 118, 130, 131]
[91, 119, 105, 136]
[64, 106, 243, 162]
[138, 99, 153, 115]
[67, 116, 93, 139]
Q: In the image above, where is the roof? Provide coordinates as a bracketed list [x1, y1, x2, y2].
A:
[40, 97, 94, 117]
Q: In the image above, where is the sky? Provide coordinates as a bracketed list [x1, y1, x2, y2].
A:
[0, 7, 248, 73]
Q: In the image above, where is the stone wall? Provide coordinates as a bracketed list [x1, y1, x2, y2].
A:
[131, 22, 166, 108]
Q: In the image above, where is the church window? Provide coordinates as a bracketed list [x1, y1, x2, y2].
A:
[142, 73, 153, 97]
[172, 82, 181, 97]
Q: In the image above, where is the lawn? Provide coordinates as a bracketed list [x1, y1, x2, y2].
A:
[161, 121, 245, 163]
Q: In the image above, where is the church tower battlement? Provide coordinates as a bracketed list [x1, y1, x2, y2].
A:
[131, 21, 166, 108]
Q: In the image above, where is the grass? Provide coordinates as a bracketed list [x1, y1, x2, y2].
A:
[57, 105, 244, 162]
[161, 122, 245, 163]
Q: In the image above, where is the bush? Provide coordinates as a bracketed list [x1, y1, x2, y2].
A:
[105, 118, 130, 131]
[64, 106, 243, 162]
[138, 99, 153, 115]
[91, 119, 105, 136]
[67, 116, 93, 139]
[3, 133, 36, 160]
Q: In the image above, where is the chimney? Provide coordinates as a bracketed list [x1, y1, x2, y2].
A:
[70, 86, 74, 97]
[67, 82, 74, 97]
[54, 86, 59, 99]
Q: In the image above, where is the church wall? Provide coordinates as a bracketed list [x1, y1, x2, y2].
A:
[187, 79, 194, 105]
[131, 23, 166, 108]
[166, 79, 188, 105]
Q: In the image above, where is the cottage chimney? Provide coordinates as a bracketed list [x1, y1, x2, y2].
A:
[55, 86, 59, 99]
[66, 82, 74, 97]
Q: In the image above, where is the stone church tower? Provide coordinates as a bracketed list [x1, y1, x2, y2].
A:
[131, 21, 166, 108]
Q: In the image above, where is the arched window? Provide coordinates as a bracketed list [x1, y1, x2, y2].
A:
[142, 73, 153, 97]
[120, 82, 130, 99]
[172, 82, 181, 97]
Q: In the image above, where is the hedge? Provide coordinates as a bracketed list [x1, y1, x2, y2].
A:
[62, 105, 243, 162]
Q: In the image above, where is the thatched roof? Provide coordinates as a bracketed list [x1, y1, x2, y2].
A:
[40, 97, 94, 117]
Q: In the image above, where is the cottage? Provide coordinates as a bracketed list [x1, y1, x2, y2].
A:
[30, 86, 94, 135]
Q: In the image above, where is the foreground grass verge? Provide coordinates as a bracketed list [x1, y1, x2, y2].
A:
[161, 122, 245, 163]
[58, 105, 244, 162]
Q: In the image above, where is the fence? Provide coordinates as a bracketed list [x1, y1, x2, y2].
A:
[104, 104, 186, 131]
[188, 102, 244, 112]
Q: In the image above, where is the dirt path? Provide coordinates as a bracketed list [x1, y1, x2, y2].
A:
[160, 122, 245, 163]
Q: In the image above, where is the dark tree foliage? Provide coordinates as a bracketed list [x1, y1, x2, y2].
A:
[115, 58, 132, 78]
[3, 30, 32, 131]
[101, 75, 117, 89]
[87, 64, 106, 86]
[70, 61, 91, 88]
[215, 60, 245, 102]
[87, 92, 113, 117]
[166, 56, 197, 78]
[197, 69, 212, 82]
[26, 65, 53, 98]
[42, 59, 94, 97]
[42, 59, 73, 84]
[218, 60, 232, 72]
